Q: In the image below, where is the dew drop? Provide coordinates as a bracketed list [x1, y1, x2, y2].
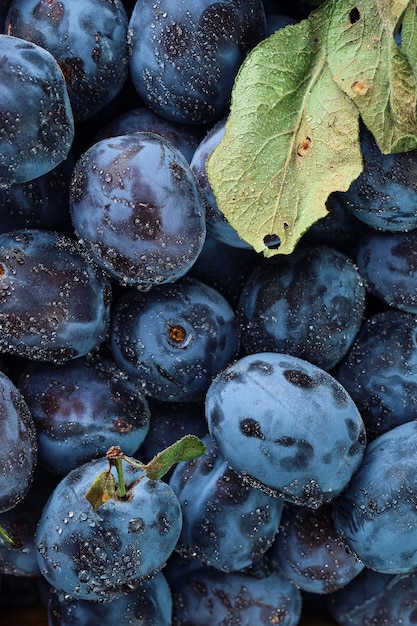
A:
[78, 570, 91, 583]
[129, 517, 145, 533]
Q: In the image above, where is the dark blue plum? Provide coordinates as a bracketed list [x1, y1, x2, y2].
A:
[17, 355, 150, 475]
[6, 0, 129, 122]
[0, 468, 58, 577]
[128, 0, 266, 124]
[265, 12, 298, 36]
[341, 127, 417, 231]
[0, 152, 74, 235]
[47, 570, 172, 625]
[0, 34, 74, 187]
[205, 352, 366, 508]
[270, 503, 364, 594]
[0, 229, 112, 362]
[110, 277, 239, 402]
[333, 420, 417, 574]
[36, 455, 182, 602]
[137, 399, 208, 468]
[170, 561, 302, 625]
[356, 229, 417, 313]
[327, 568, 417, 626]
[334, 309, 417, 438]
[190, 118, 252, 248]
[188, 232, 260, 308]
[163, 549, 207, 587]
[94, 106, 205, 163]
[69, 132, 206, 288]
[169, 435, 284, 572]
[298, 192, 366, 256]
[0, 370, 37, 512]
[327, 568, 395, 626]
[237, 245, 366, 371]
[0, 1, 10, 29]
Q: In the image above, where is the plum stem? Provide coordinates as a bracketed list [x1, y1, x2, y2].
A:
[120, 434, 206, 480]
[0, 523, 20, 548]
[86, 436, 207, 510]
[106, 445, 127, 499]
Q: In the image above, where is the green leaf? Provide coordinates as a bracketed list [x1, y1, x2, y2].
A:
[85, 470, 116, 511]
[326, 0, 417, 153]
[143, 435, 206, 481]
[207, 0, 417, 256]
[207, 4, 362, 257]
[400, 0, 417, 80]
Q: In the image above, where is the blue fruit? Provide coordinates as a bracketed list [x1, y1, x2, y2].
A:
[298, 192, 365, 256]
[70, 132, 206, 288]
[190, 118, 252, 248]
[137, 399, 208, 468]
[356, 229, 417, 314]
[36, 455, 183, 601]
[170, 561, 302, 625]
[169, 435, 284, 572]
[17, 355, 150, 475]
[205, 352, 366, 508]
[328, 568, 417, 626]
[0, 229, 111, 362]
[48, 570, 172, 625]
[237, 245, 366, 371]
[0, 153, 74, 235]
[265, 12, 298, 36]
[189, 233, 260, 308]
[270, 503, 364, 594]
[342, 127, 417, 231]
[0, 370, 37, 512]
[0, 34, 74, 187]
[6, 0, 129, 121]
[128, 0, 266, 124]
[94, 106, 204, 163]
[334, 309, 417, 437]
[110, 277, 239, 402]
[333, 420, 417, 574]
[0, 468, 58, 577]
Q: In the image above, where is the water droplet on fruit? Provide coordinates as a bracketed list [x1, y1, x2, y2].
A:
[78, 570, 91, 583]
[94, 547, 107, 561]
[129, 517, 145, 533]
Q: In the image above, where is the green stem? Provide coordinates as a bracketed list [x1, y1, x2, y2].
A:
[112, 457, 126, 499]
[0, 523, 18, 547]
[106, 445, 127, 499]
[122, 435, 207, 481]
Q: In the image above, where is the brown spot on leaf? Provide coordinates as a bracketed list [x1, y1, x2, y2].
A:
[297, 137, 312, 156]
[351, 81, 369, 96]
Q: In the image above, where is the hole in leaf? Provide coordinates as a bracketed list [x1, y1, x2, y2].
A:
[348, 7, 360, 24]
[263, 234, 281, 250]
